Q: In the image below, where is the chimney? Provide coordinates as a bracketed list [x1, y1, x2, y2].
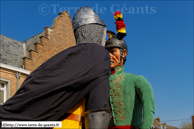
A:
[23, 43, 26, 57]
[156, 116, 161, 123]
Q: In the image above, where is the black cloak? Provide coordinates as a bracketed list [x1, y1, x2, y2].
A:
[0, 43, 110, 121]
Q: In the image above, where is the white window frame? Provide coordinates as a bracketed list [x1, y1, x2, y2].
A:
[0, 78, 10, 105]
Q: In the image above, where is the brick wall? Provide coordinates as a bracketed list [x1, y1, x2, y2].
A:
[23, 11, 76, 72]
[0, 67, 27, 97]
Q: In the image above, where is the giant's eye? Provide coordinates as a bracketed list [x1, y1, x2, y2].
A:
[110, 50, 116, 54]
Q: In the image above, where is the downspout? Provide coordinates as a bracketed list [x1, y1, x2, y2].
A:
[16, 72, 21, 90]
[15, 43, 26, 90]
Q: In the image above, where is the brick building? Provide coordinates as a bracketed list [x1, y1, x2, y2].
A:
[0, 11, 76, 105]
[152, 117, 178, 129]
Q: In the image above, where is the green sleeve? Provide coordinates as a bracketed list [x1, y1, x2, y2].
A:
[135, 75, 155, 129]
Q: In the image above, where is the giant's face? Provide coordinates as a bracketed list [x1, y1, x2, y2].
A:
[106, 47, 127, 69]
[107, 47, 122, 69]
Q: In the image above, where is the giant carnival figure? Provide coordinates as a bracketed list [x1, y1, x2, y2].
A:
[0, 7, 111, 129]
[105, 11, 155, 129]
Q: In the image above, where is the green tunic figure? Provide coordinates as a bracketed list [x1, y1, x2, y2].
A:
[105, 11, 155, 129]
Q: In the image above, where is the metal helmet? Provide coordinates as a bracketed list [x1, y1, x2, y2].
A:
[72, 6, 106, 30]
[105, 30, 128, 65]
[105, 30, 128, 51]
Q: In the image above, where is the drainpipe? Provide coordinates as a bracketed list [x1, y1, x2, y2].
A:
[16, 72, 21, 90]
[16, 42, 26, 90]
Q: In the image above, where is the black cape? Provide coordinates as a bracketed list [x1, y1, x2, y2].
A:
[0, 43, 110, 121]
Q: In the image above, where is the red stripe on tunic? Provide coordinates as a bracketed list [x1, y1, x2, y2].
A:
[108, 125, 137, 129]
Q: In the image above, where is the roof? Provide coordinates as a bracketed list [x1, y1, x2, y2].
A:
[153, 119, 160, 129]
[0, 34, 24, 68]
[23, 31, 45, 57]
[153, 118, 179, 129]
[166, 125, 179, 129]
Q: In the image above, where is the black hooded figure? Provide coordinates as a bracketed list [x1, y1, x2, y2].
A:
[0, 7, 111, 129]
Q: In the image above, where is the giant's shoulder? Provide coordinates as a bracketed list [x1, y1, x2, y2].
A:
[124, 72, 147, 80]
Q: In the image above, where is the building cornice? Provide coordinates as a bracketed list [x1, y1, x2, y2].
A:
[0, 63, 30, 75]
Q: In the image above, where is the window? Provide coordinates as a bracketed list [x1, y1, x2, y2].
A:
[0, 82, 5, 104]
[0, 79, 10, 105]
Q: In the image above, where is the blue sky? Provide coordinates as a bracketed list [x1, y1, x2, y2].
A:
[1, 1, 193, 128]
